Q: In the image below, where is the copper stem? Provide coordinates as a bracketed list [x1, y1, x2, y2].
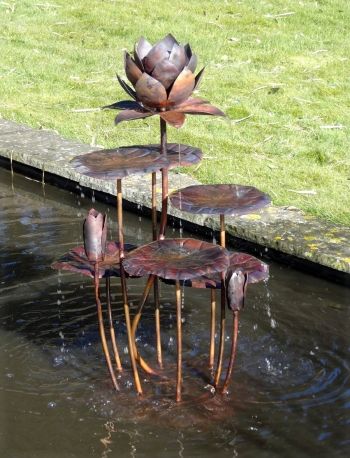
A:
[175, 280, 182, 402]
[154, 278, 163, 368]
[221, 311, 239, 394]
[209, 288, 216, 370]
[116, 179, 143, 395]
[214, 271, 226, 387]
[214, 214, 227, 387]
[106, 277, 122, 372]
[94, 265, 119, 392]
[159, 118, 168, 240]
[131, 275, 159, 376]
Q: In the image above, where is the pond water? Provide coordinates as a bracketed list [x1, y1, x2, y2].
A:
[0, 168, 349, 458]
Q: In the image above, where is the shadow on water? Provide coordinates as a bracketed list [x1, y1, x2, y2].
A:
[0, 168, 349, 458]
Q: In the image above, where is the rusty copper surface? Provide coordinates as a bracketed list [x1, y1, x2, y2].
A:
[161, 251, 269, 289]
[170, 184, 271, 216]
[123, 238, 230, 280]
[225, 270, 248, 312]
[71, 144, 202, 180]
[71, 146, 170, 179]
[83, 209, 107, 263]
[51, 242, 136, 279]
[103, 34, 225, 128]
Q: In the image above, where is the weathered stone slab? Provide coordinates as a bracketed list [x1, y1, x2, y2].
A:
[0, 119, 349, 274]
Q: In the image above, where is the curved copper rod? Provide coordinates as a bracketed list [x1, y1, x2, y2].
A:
[221, 311, 239, 394]
[94, 266, 120, 392]
[131, 275, 160, 376]
[209, 288, 216, 370]
[175, 280, 182, 402]
[117, 179, 143, 395]
[106, 277, 122, 372]
[213, 272, 226, 387]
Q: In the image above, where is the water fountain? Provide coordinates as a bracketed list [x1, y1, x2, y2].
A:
[50, 34, 273, 402]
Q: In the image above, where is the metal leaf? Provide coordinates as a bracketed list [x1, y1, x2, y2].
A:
[102, 100, 144, 111]
[187, 54, 198, 73]
[175, 102, 225, 117]
[115, 109, 153, 125]
[135, 36, 152, 64]
[123, 238, 230, 281]
[71, 146, 171, 180]
[169, 184, 271, 216]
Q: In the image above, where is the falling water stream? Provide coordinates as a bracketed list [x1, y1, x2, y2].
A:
[0, 168, 349, 457]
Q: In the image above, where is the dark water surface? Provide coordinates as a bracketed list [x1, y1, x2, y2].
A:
[0, 168, 349, 458]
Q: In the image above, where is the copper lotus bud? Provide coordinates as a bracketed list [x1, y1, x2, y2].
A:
[83, 209, 107, 263]
[225, 270, 248, 312]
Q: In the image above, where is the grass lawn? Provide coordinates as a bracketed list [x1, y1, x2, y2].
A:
[0, 0, 349, 225]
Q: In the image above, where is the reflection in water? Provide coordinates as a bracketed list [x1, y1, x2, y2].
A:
[0, 168, 349, 458]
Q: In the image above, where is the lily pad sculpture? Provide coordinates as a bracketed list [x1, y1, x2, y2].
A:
[170, 184, 271, 385]
[124, 238, 230, 402]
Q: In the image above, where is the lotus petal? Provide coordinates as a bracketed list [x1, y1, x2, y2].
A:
[167, 67, 195, 107]
[175, 97, 210, 108]
[151, 59, 181, 90]
[124, 52, 143, 86]
[143, 43, 170, 74]
[103, 100, 145, 111]
[194, 67, 205, 90]
[115, 109, 153, 125]
[169, 44, 187, 71]
[159, 33, 179, 51]
[184, 43, 192, 61]
[160, 111, 186, 128]
[117, 75, 137, 100]
[134, 36, 153, 68]
[135, 73, 168, 108]
[176, 102, 225, 117]
[187, 54, 198, 73]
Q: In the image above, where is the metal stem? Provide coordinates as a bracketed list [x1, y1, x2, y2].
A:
[116, 179, 143, 395]
[176, 280, 182, 402]
[214, 214, 227, 386]
[94, 266, 119, 392]
[159, 118, 168, 240]
[131, 275, 159, 376]
[105, 277, 122, 372]
[214, 271, 226, 387]
[154, 278, 163, 368]
[221, 311, 239, 394]
[209, 288, 216, 370]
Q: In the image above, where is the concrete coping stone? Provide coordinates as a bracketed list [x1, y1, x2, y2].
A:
[0, 119, 349, 276]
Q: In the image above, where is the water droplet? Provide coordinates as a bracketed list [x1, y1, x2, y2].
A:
[47, 401, 57, 409]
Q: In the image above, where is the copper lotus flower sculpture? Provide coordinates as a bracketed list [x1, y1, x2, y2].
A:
[83, 209, 107, 263]
[104, 34, 225, 128]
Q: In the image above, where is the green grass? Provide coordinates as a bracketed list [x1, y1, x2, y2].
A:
[1, 0, 349, 225]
